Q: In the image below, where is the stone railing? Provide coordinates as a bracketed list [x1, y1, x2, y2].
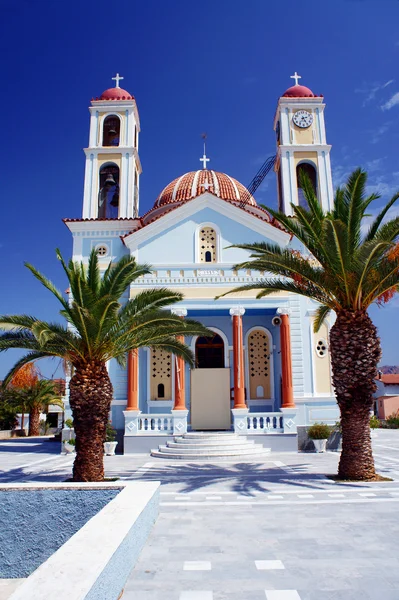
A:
[138, 415, 173, 434]
[247, 412, 284, 433]
[232, 408, 297, 435]
[124, 409, 188, 437]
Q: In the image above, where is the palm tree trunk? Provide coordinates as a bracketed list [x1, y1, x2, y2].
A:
[28, 406, 41, 436]
[69, 360, 113, 482]
[330, 309, 381, 480]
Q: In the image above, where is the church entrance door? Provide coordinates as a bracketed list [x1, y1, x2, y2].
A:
[191, 335, 231, 431]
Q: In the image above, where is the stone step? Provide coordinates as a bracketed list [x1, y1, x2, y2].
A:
[154, 444, 269, 456]
[165, 442, 257, 452]
[151, 448, 270, 460]
[179, 432, 238, 440]
[173, 437, 251, 446]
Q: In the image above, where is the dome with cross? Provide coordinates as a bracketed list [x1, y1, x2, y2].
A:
[94, 73, 135, 101]
[153, 169, 257, 208]
[281, 71, 319, 98]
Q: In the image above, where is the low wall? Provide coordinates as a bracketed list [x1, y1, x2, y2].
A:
[124, 434, 174, 454]
[0, 430, 12, 439]
[6, 481, 160, 600]
[297, 426, 341, 452]
[0, 487, 118, 578]
[247, 433, 298, 452]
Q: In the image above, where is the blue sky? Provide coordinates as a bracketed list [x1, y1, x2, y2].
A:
[1, 0, 399, 377]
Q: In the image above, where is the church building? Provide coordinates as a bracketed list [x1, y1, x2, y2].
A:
[64, 73, 339, 455]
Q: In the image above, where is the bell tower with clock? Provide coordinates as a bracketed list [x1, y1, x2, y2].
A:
[274, 72, 334, 216]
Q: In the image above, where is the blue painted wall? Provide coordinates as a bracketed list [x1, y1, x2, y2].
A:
[0, 489, 119, 578]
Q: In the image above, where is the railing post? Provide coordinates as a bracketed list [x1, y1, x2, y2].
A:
[123, 410, 141, 436]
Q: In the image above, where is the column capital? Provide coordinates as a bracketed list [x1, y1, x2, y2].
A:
[229, 306, 245, 317]
[277, 307, 291, 316]
[171, 308, 188, 317]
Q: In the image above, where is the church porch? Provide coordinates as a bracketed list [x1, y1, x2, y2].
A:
[123, 306, 298, 454]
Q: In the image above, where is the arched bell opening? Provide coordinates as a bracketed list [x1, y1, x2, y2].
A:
[195, 334, 225, 369]
[102, 115, 121, 147]
[98, 164, 120, 219]
[296, 162, 318, 210]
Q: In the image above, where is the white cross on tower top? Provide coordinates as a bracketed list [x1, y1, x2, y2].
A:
[290, 71, 301, 86]
[112, 73, 124, 88]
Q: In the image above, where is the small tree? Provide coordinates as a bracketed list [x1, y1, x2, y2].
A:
[6, 380, 63, 436]
[9, 363, 39, 431]
[0, 249, 211, 481]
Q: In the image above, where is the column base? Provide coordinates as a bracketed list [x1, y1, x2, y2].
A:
[280, 407, 298, 433]
[171, 409, 188, 435]
[231, 408, 249, 434]
[123, 410, 141, 437]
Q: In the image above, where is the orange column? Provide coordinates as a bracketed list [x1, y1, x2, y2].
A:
[230, 307, 246, 409]
[280, 312, 296, 408]
[126, 350, 139, 410]
[174, 335, 186, 411]
[172, 308, 187, 411]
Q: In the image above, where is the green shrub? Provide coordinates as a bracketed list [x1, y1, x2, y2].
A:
[65, 418, 74, 429]
[369, 415, 380, 429]
[385, 412, 399, 429]
[307, 422, 332, 440]
[64, 438, 75, 446]
[105, 422, 117, 442]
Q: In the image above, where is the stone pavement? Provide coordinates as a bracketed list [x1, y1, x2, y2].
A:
[2, 431, 399, 598]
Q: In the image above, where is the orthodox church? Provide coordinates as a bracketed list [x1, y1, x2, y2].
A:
[64, 73, 338, 454]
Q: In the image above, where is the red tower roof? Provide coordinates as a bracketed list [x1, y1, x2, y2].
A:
[282, 84, 316, 98]
[97, 87, 134, 101]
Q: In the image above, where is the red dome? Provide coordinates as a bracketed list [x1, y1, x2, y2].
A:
[98, 87, 134, 101]
[154, 170, 256, 208]
[282, 84, 315, 98]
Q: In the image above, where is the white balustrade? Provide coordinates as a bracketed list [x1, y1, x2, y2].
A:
[247, 412, 284, 433]
[138, 414, 173, 434]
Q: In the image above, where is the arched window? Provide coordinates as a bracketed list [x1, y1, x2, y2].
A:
[199, 227, 217, 263]
[98, 164, 119, 219]
[296, 163, 317, 210]
[157, 383, 165, 398]
[102, 116, 120, 147]
[195, 334, 224, 369]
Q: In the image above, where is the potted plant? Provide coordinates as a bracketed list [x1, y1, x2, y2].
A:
[307, 422, 331, 453]
[63, 438, 75, 454]
[370, 415, 380, 438]
[103, 422, 118, 456]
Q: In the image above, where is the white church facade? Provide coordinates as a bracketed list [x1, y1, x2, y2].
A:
[64, 74, 339, 454]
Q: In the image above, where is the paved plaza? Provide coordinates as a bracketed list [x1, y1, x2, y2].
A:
[1, 432, 399, 598]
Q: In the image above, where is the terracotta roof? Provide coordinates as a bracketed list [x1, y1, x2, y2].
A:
[282, 84, 322, 98]
[92, 87, 134, 101]
[381, 374, 399, 385]
[154, 170, 257, 208]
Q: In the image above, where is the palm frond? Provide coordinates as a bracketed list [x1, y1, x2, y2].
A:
[313, 305, 331, 332]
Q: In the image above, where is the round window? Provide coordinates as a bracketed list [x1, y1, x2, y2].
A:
[95, 244, 109, 257]
[316, 338, 328, 358]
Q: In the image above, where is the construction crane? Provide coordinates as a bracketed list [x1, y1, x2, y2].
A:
[239, 154, 276, 209]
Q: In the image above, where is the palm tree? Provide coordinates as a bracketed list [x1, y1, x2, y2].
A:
[218, 168, 399, 481]
[3, 379, 63, 436]
[0, 249, 211, 481]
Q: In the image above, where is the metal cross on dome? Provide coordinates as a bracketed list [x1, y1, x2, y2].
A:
[290, 71, 301, 86]
[112, 73, 124, 88]
[199, 134, 210, 170]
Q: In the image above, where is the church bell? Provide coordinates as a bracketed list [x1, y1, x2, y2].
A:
[104, 174, 116, 187]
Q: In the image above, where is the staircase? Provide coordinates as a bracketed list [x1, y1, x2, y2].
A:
[151, 432, 271, 460]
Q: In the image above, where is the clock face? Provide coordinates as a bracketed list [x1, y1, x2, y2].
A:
[293, 110, 313, 128]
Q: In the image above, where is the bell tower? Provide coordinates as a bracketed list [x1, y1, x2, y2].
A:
[274, 73, 333, 216]
[82, 74, 142, 220]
